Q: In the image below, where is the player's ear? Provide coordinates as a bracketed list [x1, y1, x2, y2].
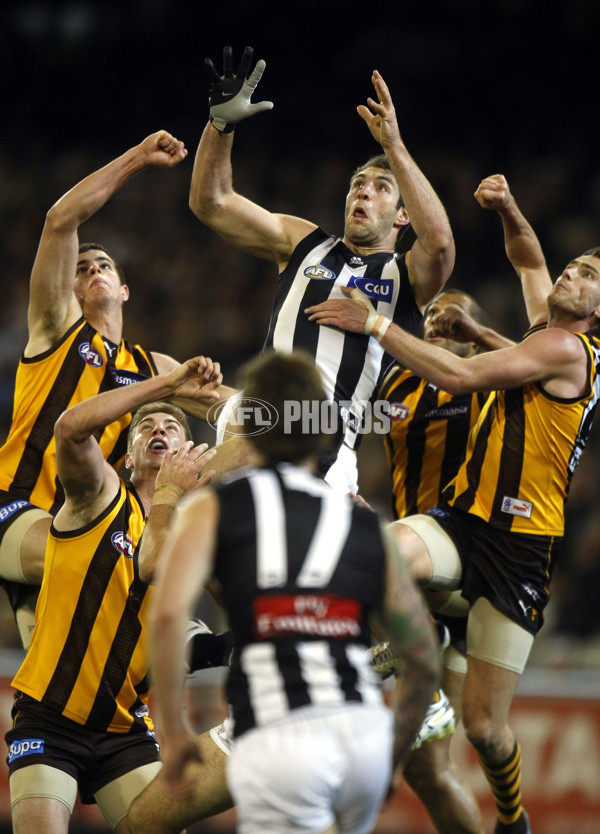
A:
[394, 207, 410, 228]
[121, 284, 130, 303]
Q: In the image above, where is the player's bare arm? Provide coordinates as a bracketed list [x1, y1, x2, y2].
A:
[189, 47, 315, 269]
[27, 131, 187, 355]
[148, 490, 219, 795]
[475, 173, 552, 325]
[358, 70, 455, 307]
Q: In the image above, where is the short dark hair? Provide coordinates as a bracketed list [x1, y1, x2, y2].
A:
[127, 402, 192, 452]
[236, 350, 331, 466]
[78, 242, 127, 285]
[351, 154, 405, 209]
[426, 289, 486, 325]
[583, 247, 600, 260]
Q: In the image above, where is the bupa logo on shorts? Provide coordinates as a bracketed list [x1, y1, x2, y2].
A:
[136, 704, 150, 718]
[304, 264, 336, 281]
[389, 402, 410, 421]
[347, 274, 394, 300]
[521, 582, 542, 606]
[147, 730, 160, 751]
[8, 738, 44, 763]
[501, 496, 533, 519]
[0, 500, 31, 524]
[112, 531, 134, 558]
[79, 342, 104, 368]
[426, 506, 450, 519]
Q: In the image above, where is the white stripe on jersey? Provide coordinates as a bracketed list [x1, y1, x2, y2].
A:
[240, 643, 288, 726]
[271, 234, 404, 450]
[346, 644, 385, 706]
[297, 641, 345, 706]
[249, 470, 288, 588]
[240, 641, 383, 728]
[296, 490, 351, 587]
[254, 464, 351, 588]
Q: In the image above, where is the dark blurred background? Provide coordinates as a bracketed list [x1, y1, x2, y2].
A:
[0, 0, 599, 659]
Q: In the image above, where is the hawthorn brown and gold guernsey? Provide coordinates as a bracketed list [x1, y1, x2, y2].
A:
[379, 365, 489, 519]
[443, 331, 600, 537]
[0, 317, 157, 515]
[12, 480, 152, 733]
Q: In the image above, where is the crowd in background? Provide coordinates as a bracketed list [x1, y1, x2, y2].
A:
[0, 0, 599, 663]
[0, 132, 599, 664]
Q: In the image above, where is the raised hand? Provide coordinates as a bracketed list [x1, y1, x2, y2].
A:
[166, 356, 223, 402]
[205, 45, 273, 133]
[154, 440, 217, 497]
[357, 70, 403, 151]
[474, 174, 511, 210]
[139, 130, 188, 168]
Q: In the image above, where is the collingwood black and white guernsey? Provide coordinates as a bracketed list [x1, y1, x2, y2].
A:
[213, 463, 387, 740]
[265, 228, 422, 449]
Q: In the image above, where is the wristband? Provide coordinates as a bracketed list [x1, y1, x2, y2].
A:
[209, 116, 235, 134]
[152, 483, 184, 508]
[365, 310, 391, 342]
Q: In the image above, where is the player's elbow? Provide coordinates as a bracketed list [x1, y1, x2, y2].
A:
[54, 408, 78, 444]
[189, 189, 225, 224]
[44, 202, 77, 235]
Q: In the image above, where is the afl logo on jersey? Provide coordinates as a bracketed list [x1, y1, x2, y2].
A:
[304, 265, 336, 281]
[79, 343, 104, 367]
[389, 402, 410, 421]
[112, 531, 134, 558]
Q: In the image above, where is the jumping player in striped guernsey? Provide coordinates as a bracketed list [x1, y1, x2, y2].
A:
[306, 175, 600, 834]
[0, 131, 235, 648]
[189, 46, 455, 495]
[5, 355, 225, 833]
[147, 350, 441, 834]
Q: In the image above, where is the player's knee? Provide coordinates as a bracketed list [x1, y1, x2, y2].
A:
[462, 712, 499, 758]
[388, 521, 433, 582]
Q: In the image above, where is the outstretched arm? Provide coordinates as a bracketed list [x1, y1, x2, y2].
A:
[358, 70, 455, 308]
[189, 46, 315, 269]
[306, 288, 589, 397]
[27, 131, 188, 356]
[475, 174, 552, 326]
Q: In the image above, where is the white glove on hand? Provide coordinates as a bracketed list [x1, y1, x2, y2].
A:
[205, 45, 274, 134]
[349, 287, 391, 342]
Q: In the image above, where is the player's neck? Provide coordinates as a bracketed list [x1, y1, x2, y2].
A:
[84, 303, 124, 345]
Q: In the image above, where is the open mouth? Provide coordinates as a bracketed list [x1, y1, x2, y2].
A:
[149, 438, 168, 451]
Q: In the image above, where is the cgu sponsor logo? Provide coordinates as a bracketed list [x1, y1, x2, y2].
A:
[0, 500, 31, 523]
[347, 275, 394, 300]
[79, 343, 104, 367]
[112, 531, 134, 558]
[304, 265, 336, 281]
[8, 738, 44, 763]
